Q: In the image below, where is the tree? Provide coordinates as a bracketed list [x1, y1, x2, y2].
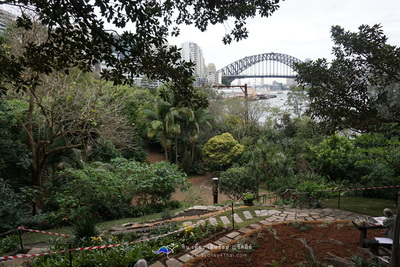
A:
[140, 87, 182, 161]
[310, 134, 357, 183]
[219, 166, 258, 200]
[5, 69, 134, 213]
[202, 132, 244, 171]
[140, 85, 212, 167]
[1, 1, 282, 94]
[286, 86, 309, 117]
[295, 24, 400, 133]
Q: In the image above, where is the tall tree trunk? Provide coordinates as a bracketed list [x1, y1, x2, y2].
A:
[26, 90, 49, 215]
[175, 136, 178, 164]
[31, 148, 47, 215]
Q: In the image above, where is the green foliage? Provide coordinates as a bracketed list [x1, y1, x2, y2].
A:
[295, 24, 400, 133]
[111, 158, 188, 206]
[31, 220, 223, 267]
[290, 222, 313, 231]
[351, 255, 387, 267]
[202, 133, 245, 171]
[0, 178, 28, 231]
[50, 158, 186, 223]
[70, 214, 101, 245]
[0, 99, 30, 184]
[1, 1, 281, 92]
[311, 134, 358, 182]
[351, 133, 400, 198]
[139, 85, 212, 168]
[0, 235, 19, 255]
[219, 165, 258, 200]
[242, 192, 255, 200]
[55, 165, 125, 222]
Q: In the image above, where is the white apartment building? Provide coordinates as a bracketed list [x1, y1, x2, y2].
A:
[180, 42, 205, 78]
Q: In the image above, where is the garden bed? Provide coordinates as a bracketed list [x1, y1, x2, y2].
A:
[185, 221, 386, 266]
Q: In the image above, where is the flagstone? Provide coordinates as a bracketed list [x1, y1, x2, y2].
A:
[242, 210, 253, 219]
[233, 213, 243, 223]
[220, 216, 231, 225]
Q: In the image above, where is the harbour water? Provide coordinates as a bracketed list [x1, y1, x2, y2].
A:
[253, 90, 290, 123]
[259, 90, 289, 109]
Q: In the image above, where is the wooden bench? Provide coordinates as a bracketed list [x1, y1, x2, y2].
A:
[352, 221, 385, 247]
[363, 239, 392, 255]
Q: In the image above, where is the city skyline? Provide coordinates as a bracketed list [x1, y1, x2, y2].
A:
[168, 0, 400, 71]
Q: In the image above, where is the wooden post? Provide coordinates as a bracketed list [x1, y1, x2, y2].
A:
[244, 83, 248, 123]
[231, 201, 235, 230]
[69, 244, 73, 267]
[18, 229, 24, 253]
[390, 191, 400, 267]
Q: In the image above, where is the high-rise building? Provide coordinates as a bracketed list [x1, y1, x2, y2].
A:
[180, 42, 205, 78]
[0, 9, 14, 33]
[205, 63, 220, 86]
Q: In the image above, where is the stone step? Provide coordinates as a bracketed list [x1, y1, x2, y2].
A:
[220, 216, 231, 225]
[233, 213, 243, 223]
[209, 217, 218, 226]
[149, 261, 165, 267]
[165, 258, 182, 267]
[242, 210, 253, 220]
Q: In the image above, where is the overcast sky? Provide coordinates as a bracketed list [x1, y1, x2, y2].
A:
[168, 0, 400, 70]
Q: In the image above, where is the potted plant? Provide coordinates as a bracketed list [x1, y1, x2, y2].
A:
[242, 192, 255, 206]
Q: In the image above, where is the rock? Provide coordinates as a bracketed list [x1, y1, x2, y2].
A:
[193, 206, 208, 210]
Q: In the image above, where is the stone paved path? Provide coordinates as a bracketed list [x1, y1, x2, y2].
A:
[1, 207, 365, 267]
[148, 207, 366, 267]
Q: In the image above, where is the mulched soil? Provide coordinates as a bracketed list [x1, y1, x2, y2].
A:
[184, 221, 386, 267]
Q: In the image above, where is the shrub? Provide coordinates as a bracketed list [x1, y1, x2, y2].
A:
[31, 220, 223, 267]
[111, 158, 189, 206]
[202, 133, 244, 171]
[0, 235, 19, 255]
[219, 165, 258, 200]
[70, 214, 101, 245]
[0, 178, 26, 232]
[55, 166, 125, 222]
[51, 158, 187, 224]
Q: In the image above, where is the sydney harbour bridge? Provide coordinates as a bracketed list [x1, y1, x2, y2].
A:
[217, 52, 303, 85]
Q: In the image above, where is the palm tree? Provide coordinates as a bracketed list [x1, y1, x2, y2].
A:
[186, 109, 214, 163]
[140, 98, 174, 161]
[140, 85, 213, 165]
[165, 106, 195, 163]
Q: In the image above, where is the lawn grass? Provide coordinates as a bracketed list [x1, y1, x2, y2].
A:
[322, 196, 396, 216]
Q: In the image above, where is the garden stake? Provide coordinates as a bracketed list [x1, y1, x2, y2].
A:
[231, 201, 234, 230]
[18, 229, 24, 253]
[69, 244, 72, 267]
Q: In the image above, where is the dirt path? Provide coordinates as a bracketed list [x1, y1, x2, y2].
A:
[147, 149, 231, 205]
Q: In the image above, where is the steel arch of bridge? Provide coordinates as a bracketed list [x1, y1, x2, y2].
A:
[218, 52, 303, 82]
